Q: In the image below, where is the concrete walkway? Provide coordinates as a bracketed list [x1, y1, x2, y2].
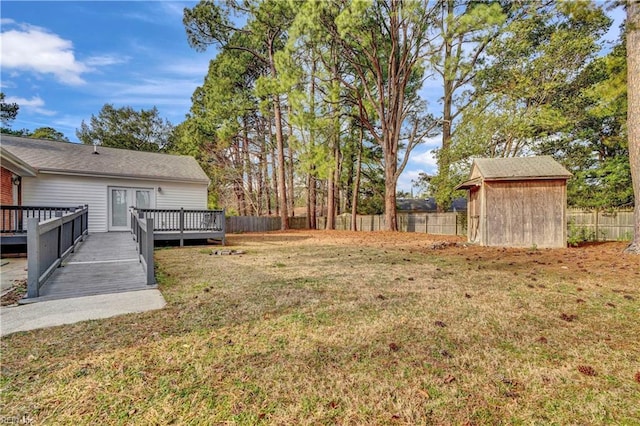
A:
[1, 232, 166, 337]
[0, 289, 165, 337]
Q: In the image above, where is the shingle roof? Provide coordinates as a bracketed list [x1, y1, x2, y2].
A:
[0, 135, 210, 184]
[456, 156, 571, 189]
[396, 197, 467, 212]
[473, 156, 572, 180]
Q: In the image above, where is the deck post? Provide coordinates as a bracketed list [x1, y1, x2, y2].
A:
[179, 208, 184, 247]
[145, 218, 155, 285]
[57, 217, 62, 258]
[26, 218, 40, 299]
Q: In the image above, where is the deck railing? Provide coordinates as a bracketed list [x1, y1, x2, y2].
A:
[130, 212, 155, 285]
[131, 207, 225, 246]
[26, 205, 89, 299]
[1, 205, 81, 234]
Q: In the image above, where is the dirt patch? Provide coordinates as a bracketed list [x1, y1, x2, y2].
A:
[1, 279, 26, 306]
[228, 230, 638, 284]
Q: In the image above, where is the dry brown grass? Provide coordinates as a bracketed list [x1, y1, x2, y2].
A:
[1, 231, 639, 424]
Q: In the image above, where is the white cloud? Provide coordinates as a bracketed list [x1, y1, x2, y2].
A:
[84, 55, 129, 67]
[101, 77, 200, 104]
[397, 169, 425, 193]
[0, 23, 88, 85]
[0, 80, 17, 89]
[410, 149, 438, 170]
[5, 95, 56, 116]
[124, 2, 190, 24]
[158, 2, 189, 19]
[397, 139, 441, 192]
[163, 57, 212, 77]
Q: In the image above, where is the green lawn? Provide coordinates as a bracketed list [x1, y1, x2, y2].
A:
[1, 232, 639, 424]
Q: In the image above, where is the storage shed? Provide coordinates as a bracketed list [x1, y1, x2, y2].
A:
[456, 156, 572, 248]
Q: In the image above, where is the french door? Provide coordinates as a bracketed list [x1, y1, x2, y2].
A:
[108, 187, 154, 231]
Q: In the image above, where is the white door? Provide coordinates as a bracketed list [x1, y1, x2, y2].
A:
[108, 187, 154, 231]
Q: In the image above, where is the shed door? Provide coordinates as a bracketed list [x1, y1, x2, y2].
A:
[108, 187, 154, 231]
[469, 188, 481, 243]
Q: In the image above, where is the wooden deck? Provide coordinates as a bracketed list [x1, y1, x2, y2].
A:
[26, 232, 153, 302]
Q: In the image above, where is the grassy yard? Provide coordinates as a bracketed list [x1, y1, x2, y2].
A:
[1, 231, 639, 424]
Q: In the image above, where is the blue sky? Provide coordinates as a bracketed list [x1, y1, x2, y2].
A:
[0, 1, 625, 193]
[1, 1, 209, 137]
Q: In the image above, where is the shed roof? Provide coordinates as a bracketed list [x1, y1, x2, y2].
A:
[0, 135, 210, 184]
[456, 156, 571, 189]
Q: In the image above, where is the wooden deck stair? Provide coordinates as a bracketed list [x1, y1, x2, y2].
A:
[32, 232, 152, 302]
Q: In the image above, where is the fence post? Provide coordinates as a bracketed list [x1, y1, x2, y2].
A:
[26, 218, 40, 299]
[221, 209, 226, 245]
[145, 218, 155, 285]
[455, 213, 458, 236]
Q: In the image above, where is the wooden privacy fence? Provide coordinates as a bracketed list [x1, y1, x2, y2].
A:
[26, 205, 89, 299]
[223, 210, 634, 242]
[224, 213, 466, 236]
[567, 208, 634, 241]
[130, 213, 155, 285]
[317, 213, 467, 235]
[225, 216, 308, 233]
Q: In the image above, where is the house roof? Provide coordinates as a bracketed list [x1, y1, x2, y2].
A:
[456, 156, 571, 189]
[0, 145, 37, 177]
[0, 135, 210, 184]
[397, 198, 437, 211]
[396, 197, 467, 212]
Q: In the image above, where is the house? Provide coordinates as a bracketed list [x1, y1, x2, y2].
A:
[0, 135, 210, 233]
[456, 156, 572, 248]
[396, 197, 467, 213]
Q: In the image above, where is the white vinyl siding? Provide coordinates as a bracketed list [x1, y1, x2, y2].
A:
[154, 182, 207, 210]
[22, 173, 208, 233]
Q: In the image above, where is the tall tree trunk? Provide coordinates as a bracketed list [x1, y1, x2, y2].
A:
[344, 138, 356, 213]
[233, 140, 246, 215]
[287, 102, 295, 217]
[625, 0, 640, 253]
[268, 40, 289, 229]
[326, 172, 336, 229]
[242, 117, 253, 215]
[273, 96, 288, 227]
[271, 140, 279, 217]
[264, 144, 271, 216]
[326, 52, 341, 230]
[307, 56, 318, 230]
[384, 149, 398, 232]
[318, 180, 325, 220]
[351, 127, 363, 231]
[257, 127, 264, 216]
[306, 173, 312, 227]
[309, 173, 317, 229]
[333, 136, 341, 215]
[436, 0, 455, 213]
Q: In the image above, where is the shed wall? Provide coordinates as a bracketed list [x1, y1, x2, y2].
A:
[22, 174, 208, 232]
[483, 179, 566, 248]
